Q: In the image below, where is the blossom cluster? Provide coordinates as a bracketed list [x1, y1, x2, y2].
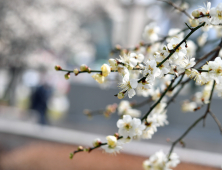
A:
[143, 151, 180, 170]
[58, 2, 222, 170]
[192, 2, 222, 25]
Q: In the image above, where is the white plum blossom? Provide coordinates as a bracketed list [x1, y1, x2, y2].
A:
[220, 49, 222, 58]
[189, 18, 199, 27]
[137, 84, 154, 97]
[152, 102, 167, 115]
[185, 68, 201, 81]
[154, 52, 171, 77]
[185, 81, 214, 108]
[117, 115, 145, 139]
[101, 64, 111, 77]
[143, 151, 180, 170]
[142, 119, 158, 139]
[197, 2, 212, 25]
[177, 56, 196, 74]
[146, 43, 162, 61]
[186, 40, 197, 57]
[215, 27, 222, 38]
[210, 3, 222, 24]
[143, 60, 161, 80]
[118, 71, 138, 98]
[101, 135, 122, 154]
[136, 76, 153, 95]
[117, 65, 130, 77]
[92, 138, 101, 147]
[132, 53, 145, 63]
[181, 101, 197, 112]
[92, 74, 105, 84]
[108, 59, 118, 70]
[118, 100, 141, 118]
[167, 37, 187, 61]
[201, 57, 222, 83]
[148, 111, 168, 127]
[62, 2, 222, 166]
[150, 89, 161, 101]
[197, 32, 208, 47]
[118, 52, 141, 70]
[166, 28, 184, 43]
[215, 82, 222, 97]
[193, 92, 206, 104]
[201, 81, 214, 103]
[143, 22, 160, 42]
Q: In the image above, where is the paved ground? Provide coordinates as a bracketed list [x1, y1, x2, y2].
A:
[0, 138, 220, 170]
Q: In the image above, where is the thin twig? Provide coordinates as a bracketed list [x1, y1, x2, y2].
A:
[209, 110, 222, 135]
[166, 84, 184, 109]
[132, 97, 152, 108]
[141, 77, 176, 121]
[158, 0, 192, 19]
[170, 74, 184, 91]
[168, 80, 216, 159]
[194, 46, 220, 67]
[111, 27, 189, 54]
[157, 22, 205, 67]
[203, 80, 216, 127]
[168, 115, 204, 159]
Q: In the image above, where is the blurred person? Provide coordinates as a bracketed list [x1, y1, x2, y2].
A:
[30, 83, 52, 125]
[30, 67, 53, 125]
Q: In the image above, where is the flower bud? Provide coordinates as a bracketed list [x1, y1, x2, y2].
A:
[114, 133, 119, 139]
[55, 65, 62, 71]
[106, 135, 117, 148]
[93, 138, 102, 147]
[192, 10, 200, 18]
[115, 44, 121, 50]
[69, 153, 74, 159]
[92, 74, 105, 84]
[139, 41, 144, 46]
[73, 68, 79, 76]
[117, 92, 125, 99]
[80, 64, 88, 71]
[134, 45, 140, 51]
[101, 64, 111, 77]
[78, 146, 84, 151]
[190, 19, 199, 27]
[64, 73, 70, 80]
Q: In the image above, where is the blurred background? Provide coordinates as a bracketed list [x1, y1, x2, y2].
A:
[0, 0, 221, 169]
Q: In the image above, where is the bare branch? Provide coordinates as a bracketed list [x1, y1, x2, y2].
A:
[168, 80, 216, 159]
[209, 111, 222, 135]
[158, 0, 192, 19]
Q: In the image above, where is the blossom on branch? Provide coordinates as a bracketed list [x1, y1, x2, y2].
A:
[117, 115, 145, 139]
[143, 150, 180, 170]
[101, 135, 122, 154]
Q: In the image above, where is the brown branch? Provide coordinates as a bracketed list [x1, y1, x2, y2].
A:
[111, 27, 189, 54]
[168, 80, 216, 159]
[168, 114, 204, 159]
[209, 110, 222, 135]
[194, 46, 220, 67]
[141, 77, 176, 121]
[165, 83, 185, 109]
[131, 97, 152, 108]
[203, 81, 216, 127]
[70, 136, 123, 158]
[158, 0, 192, 19]
[209, 38, 222, 61]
